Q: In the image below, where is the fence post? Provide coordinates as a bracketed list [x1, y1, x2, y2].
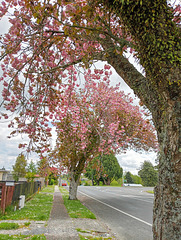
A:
[6, 186, 15, 207]
[1, 184, 7, 214]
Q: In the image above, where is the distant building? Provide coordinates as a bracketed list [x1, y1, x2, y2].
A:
[0, 167, 9, 181]
[0, 167, 14, 181]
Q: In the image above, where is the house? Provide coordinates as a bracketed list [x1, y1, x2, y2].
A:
[0, 167, 14, 181]
[0, 167, 9, 181]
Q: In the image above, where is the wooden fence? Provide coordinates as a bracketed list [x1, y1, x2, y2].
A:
[0, 181, 41, 214]
[0, 182, 14, 214]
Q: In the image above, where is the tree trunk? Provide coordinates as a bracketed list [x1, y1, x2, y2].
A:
[101, 21, 181, 239]
[105, 50, 181, 238]
[69, 168, 81, 200]
[152, 101, 181, 240]
[68, 155, 86, 200]
[107, 178, 111, 185]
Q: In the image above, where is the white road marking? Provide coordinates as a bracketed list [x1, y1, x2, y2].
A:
[79, 190, 152, 227]
[108, 193, 153, 203]
[94, 188, 153, 203]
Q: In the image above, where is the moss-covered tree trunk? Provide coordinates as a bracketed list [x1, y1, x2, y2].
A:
[107, 54, 181, 240]
[98, 1, 181, 238]
[104, 52, 180, 239]
[153, 100, 181, 239]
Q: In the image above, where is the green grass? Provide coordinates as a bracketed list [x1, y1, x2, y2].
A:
[59, 187, 96, 219]
[76, 228, 88, 233]
[0, 222, 19, 230]
[0, 222, 31, 230]
[79, 235, 112, 240]
[24, 222, 31, 227]
[77, 228, 113, 240]
[0, 193, 53, 221]
[147, 190, 154, 194]
[0, 234, 46, 240]
[110, 179, 122, 187]
[40, 185, 55, 193]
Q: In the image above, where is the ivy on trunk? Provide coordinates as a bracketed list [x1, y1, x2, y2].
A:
[99, 1, 181, 239]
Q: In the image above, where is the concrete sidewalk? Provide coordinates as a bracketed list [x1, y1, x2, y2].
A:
[0, 186, 116, 239]
[45, 185, 116, 239]
[45, 186, 79, 239]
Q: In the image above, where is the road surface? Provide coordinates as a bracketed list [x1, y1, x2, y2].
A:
[77, 186, 154, 240]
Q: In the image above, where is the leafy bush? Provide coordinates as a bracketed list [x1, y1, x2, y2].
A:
[84, 181, 90, 186]
[49, 179, 54, 185]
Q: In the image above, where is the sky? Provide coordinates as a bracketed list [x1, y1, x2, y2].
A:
[0, 4, 158, 175]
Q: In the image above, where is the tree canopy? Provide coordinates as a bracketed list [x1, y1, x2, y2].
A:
[138, 161, 158, 187]
[124, 171, 133, 184]
[49, 71, 156, 198]
[37, 157, 51, 185]
[25, 159, 37, 182]
[13, 154, 27, 181]
[27, 160, 37, 173]
[85, 153, 122, 185]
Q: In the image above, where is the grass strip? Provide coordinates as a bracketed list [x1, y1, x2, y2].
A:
[59, 187, 96, 219]
[0, 222, 31, 230]
[0, 234, 46, 240]
[0, 193, 53, 221]
[147, 190, 154, 194]
[79, 235, 113, 240]
[77, 228, 113, 240]
[0, 222, 19, 230]
[40, 185, 55, 193]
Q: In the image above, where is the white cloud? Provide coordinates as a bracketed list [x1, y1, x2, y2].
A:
[117, 150, 157, 175]
[0, 121, 39, 170]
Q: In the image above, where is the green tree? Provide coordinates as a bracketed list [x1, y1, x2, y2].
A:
[27, 160, 37, 173]
[138, 161, 158, 187]
[85, 154, 123, 185]
[48, 167, 59, 185]
[37, 157, 50, 186]
[25, 172, 36, 182]
[25, 160, 37, 182]
[125, 171, 134, 184]
[101, 154, 123, 185]
[85, 164, 102, 186]
[131, 174, 142, 184]
[13, 154, 27, 181]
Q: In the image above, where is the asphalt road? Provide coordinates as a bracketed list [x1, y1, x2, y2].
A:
[77, 186, 154, 240]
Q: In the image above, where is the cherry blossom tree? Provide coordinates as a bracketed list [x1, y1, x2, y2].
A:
[0, 0, 180, 238]
[37, 157, 51, 186]
[50, 68, 157, 199]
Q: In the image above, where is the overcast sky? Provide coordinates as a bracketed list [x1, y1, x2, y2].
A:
[0, 8, 158, 175]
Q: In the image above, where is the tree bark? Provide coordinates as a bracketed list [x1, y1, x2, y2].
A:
[107, 178, 111, 185]
[68, 155, 86, 200]
[69, 168, 80, 200]
[103, 47, 181, 239]
[97, 1, 181, 238]
[152, 100, 181, 240]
